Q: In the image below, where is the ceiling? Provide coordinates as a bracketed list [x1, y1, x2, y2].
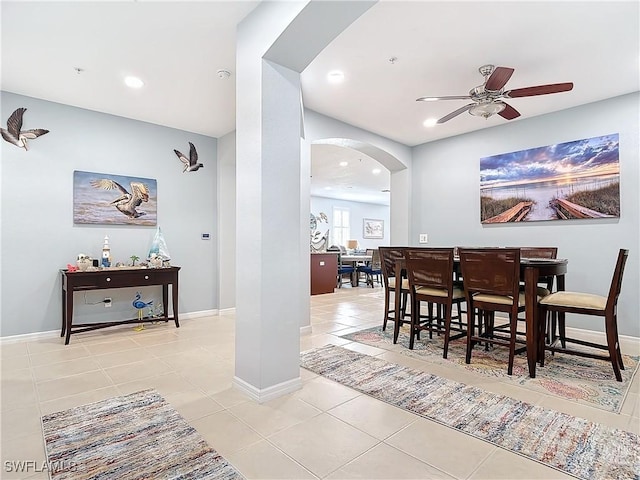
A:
[2, 1, 638, 207]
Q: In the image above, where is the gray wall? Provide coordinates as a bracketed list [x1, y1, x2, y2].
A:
[411, 93, 639, 337]
[1, 91, 218, 337]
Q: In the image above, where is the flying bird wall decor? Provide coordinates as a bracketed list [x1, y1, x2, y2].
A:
[174, 142, 203, 172]
[1, 108, 49, 150]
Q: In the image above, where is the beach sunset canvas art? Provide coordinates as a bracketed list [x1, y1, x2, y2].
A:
[480, 134, 620, 223]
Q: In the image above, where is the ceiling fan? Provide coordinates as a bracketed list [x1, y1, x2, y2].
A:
[416, 64, 573, 124]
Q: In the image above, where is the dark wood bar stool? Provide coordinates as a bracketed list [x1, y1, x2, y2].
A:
[459, 248, 527, 375]
[379, 246, 410, 343]
[405, 248, 466, 358]
[538, 249, 629, 382]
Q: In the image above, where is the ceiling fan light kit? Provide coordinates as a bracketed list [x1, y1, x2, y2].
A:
[469, 102, 506, 118]
[417, 64, 573, 124]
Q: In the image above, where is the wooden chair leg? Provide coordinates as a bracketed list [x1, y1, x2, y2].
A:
[382, 288, 391, 331]
[465, 306, 476, 365]
[409, 298, 418, 350]
[605, 313, 623, 381]
[507, 313, 517, 376]
[443, 303, 452, 359]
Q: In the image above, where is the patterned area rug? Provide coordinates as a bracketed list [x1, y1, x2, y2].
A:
[301, 345, 640, 480]
[339, 325, 638, 413]
[41, 389, 244, 480]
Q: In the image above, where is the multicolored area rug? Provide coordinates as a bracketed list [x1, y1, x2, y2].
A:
[339, 325, 638, 413]
[41, 389, 244, 480]
[301, 344, 640, 480]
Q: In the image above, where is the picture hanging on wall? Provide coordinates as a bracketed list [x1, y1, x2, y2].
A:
[480, 133, 620, 224]
[73, 170, 157, 226]
[363, 218, 384, 239]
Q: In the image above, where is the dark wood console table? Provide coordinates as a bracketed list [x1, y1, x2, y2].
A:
[60, 266, 180, 344]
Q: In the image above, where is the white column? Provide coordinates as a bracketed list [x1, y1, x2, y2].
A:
[234, 1, 376, 402]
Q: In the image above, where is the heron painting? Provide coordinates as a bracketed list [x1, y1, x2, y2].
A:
[73, 170, 157, 225]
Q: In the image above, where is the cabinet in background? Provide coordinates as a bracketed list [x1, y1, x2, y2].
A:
[310, 253, 338, 295]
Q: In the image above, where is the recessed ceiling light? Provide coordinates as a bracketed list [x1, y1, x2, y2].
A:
[372, 168, 381, 175]
[423, 118, 438, 127]
[339, 161, 348, 167]
[124, 76, 144, 89]
[327, 70, 345, 84]
[324, 186, 333, 190]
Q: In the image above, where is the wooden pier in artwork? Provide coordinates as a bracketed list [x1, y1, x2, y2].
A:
[482, 201, 533, 224]
[549, 198, 615, 219]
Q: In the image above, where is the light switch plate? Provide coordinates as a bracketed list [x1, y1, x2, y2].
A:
[419, 233, 428, 244]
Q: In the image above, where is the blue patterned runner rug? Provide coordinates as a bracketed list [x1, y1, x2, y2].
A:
[300, 344, 639, 480]
[41, 389, 244, 480]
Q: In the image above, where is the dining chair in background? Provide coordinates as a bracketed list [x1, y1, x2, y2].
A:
[519, 247, 559, 296]
[358, 248, 382, 287]
[328, 245, 354, 288]
[538, 248, 629, 382]
[379, 246, 410, 343]
[405, 248, 466, 358]
[459, 248, 529, 375]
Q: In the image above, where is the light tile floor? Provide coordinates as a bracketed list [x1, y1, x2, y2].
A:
[1, 285, 638, 479]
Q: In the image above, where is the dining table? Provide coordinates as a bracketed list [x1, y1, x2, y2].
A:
[393, 255, 568, 378]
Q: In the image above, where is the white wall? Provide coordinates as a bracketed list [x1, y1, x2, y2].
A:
[1, 92, 218, 337]
[311, 196, 390, 249]
[411, 93, 639, 337]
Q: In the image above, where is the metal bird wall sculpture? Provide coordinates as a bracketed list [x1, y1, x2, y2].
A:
[90, 179, 150, 218]
[1, 108, 49, 150]
[174, 142, 203, 172]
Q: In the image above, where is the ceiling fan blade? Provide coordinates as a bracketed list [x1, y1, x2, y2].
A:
[436, 104, 475, 124]
[506, 82, 573, 98]
[416, 95, 471, 102]
[498, 102, 520, 120]
[485, 67, 514, 91]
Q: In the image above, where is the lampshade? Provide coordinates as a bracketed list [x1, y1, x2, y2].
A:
[347, 240, 358, 249]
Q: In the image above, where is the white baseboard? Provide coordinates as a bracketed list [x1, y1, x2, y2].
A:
[0, 329, 60, 344]
[300, 325, 313, 336]
[565, 326, 640, 356]
[218, 307, 236, 316]
[0, 309, 218, 344]
[232, 375, 302, 403]
[180, 309, 217, 320]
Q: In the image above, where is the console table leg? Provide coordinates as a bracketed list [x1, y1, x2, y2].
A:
[64, 289, 73, 345]
[61, 287, 67, 337]
[172, 281, 180, 328]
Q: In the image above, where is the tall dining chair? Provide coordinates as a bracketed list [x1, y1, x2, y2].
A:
[378, 246, 410, 343]
[459, 248, 529, 375]
[538, 249, 629, 382]
[358, 248, 382, 287]
[404, 248, 466, 357]
[328, 246, 354, 288]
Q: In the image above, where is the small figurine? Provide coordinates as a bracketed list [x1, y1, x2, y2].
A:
[102, 235, 111, 268]
[149, 253, 163, 268]
[76, 254, 91, 271]
[132, 292, 153, 331]
[66, 264, 78, 272]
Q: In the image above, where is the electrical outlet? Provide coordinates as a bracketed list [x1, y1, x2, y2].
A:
[419, 233, 428, 244]
[104, 297, 112, 308]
